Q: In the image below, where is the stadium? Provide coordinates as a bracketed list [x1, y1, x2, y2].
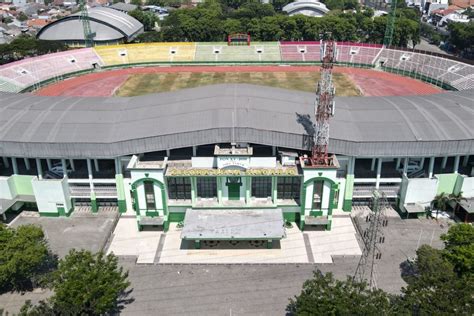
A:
[0, 40, 473, 249]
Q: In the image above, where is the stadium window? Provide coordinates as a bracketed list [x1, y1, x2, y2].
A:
[167, 177, 191, 200]
[277, 177, 301, 201]
[252, 177, 272, 198]
[197, 178, 217, 198]
[313, 180, 324, 210]
[144, 181, 155, 210]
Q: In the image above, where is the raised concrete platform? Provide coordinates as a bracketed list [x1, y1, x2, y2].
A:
[181, 209, 286, 241]
[107, 217, 162, 264]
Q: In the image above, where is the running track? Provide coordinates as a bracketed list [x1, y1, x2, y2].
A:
[36, 65, 442, 97]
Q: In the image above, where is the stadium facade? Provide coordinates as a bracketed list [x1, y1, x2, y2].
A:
[0, 42, 473, 245]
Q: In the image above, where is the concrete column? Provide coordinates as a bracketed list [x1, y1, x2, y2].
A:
[453, 155, 460, 174]
[428, 157, 435, 178]
[419, 158, 425, 169]
[371, 158, 376, 171]
[395, 158, 401, 170]
[69, 159, 75, 171]
[2, 157, 9, 168]
[245, 177, 251, 205]
[36, 158, 42, 180]
[403, 157, 408, 176]
[12, 158, 18, 175]
[46, 159, 52, 170]
[61, 159, 68, 179]
[166, 149, 171, 157]
[94, 159, 100, 172]
[272, 146, 276, 156]
[87, 159, 94, 191]
[350, 157, 356, 174]
[462, 155, 469, 167]
[24, 158, 31, 170]
[217, 177, 223, 205]
[441, 156, 448, 169]
[192, 146, 197, 157]
[375, 158, 382, 189]
[115, 157, 122, 175]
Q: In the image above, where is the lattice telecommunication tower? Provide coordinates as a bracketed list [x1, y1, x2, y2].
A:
[306, 34, 337, 167]
[353, 190, 389, 289]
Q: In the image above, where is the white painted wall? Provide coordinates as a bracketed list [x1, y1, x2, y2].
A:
[0, 176, 15, 199]
[402, 177, 439, 207]
[249, 157, 276, 168]
[191, 157, 216, 168]
[461, 176, 474, 198]
[32, 178, 71, 214]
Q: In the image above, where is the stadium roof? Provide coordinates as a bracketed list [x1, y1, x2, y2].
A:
[0, 84, 473, 159]
[37, 7, 143, 43]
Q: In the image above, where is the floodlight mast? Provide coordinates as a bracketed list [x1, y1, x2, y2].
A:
[309, 33, 336, 167]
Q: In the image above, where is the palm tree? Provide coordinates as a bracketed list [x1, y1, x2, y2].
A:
[449, 191, 467, 219]
[432, 192, 450, 220]
[432, 192, 467, 220]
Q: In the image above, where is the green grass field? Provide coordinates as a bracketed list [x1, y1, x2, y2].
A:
[115, 72, 361, 97]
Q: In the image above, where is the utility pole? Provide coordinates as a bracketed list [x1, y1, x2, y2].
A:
[302, 33, 337, 167]
[79, 0, 96, 47]
[354, 190, 389, 289]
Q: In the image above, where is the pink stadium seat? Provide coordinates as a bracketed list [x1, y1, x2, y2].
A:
[0, 48, 102, 89]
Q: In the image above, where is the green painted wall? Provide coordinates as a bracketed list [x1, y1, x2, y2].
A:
[115, 174, 127, 213]
[12, 175, 35, 196]
[436, 173, 461, 195]
[343, 174, 354, 212]
[168, 212, 185, 222]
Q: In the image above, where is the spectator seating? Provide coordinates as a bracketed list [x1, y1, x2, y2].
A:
[195, 43, 281, 62]
[0, 78, 22, 93]
[377, 48, 474, 90]
[0, 48, 102, 90]
[94, 43, 196, 66]
[0, 42, 472, 93]
[280, 42, 321, 62]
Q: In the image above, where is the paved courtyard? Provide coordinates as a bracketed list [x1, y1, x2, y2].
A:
[9, 208, 118, 258]
[106, 216, 361, 264]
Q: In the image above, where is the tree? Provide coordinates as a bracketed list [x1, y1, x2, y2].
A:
[448, 21, 474, 54]
[287, 270, 398, 315]
[0, 224, 57, 292]
[50, 250, 130, 315]
[401, 244, 474, 315]
[17, 12, 28, 22]
[432, 192, 450, 219]
[441, 223, 474, 276]
[129, 9, 159, 31]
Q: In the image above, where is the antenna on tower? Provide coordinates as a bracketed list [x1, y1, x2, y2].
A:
[353, 190, 389, 289]
[301, 32, 337, 167]
[79, 0, 96, 47]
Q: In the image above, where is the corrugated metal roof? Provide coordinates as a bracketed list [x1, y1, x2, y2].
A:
[0, 84, 473, 158]
[37, 7, 143, 42]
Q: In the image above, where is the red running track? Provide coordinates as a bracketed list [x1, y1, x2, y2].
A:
[35, 65, 442, 97]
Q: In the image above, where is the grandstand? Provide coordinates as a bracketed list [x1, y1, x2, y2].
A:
[0, 42, 472, 92]
[195, 43, 281, 62]
[0, 48, 102, 91]
[94, 43, 196, 66]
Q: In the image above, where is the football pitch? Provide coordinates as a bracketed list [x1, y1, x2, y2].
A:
[115, 71, 361, 97]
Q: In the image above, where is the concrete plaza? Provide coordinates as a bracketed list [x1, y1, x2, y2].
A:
[106, 215, 361, 264]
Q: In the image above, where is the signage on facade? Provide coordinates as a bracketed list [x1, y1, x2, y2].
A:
[217, 156, 250, 169]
